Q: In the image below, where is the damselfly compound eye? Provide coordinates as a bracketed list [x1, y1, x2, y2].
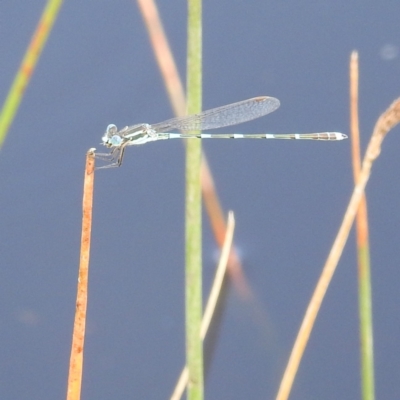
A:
[106, 124, 118, 136]
[109, 135, 122, 146]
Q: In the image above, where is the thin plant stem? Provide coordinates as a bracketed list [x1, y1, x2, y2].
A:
[136, 0, 186, 117]
[0, 0, 64, 147]
[171, 212, 235, 400]
[136, 0, 253, 300]
[66, 149, 95, 400]
[185, 0, 203, 398]
[275, 98, 400, 400]
[350, 51, 375, 400]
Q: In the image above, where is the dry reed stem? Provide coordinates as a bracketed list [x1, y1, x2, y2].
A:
[136, 0, 186, 117]
[275, 99, 400, 400]
[170, 212, 236, 400]
[136, 0, 252, 298]
[66, 149, 95, 400]
[201, 211, 235, 339]
[350, 52, 370, 244]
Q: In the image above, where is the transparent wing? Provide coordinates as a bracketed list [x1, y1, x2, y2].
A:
[150, 96, 280, 132]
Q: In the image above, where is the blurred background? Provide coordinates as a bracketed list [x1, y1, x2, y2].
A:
[0, 1, 399, 399]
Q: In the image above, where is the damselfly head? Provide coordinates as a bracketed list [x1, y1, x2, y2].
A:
[102, 124, 122, 148]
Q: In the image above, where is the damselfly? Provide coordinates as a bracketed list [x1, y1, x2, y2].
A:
[97, 96, 347, 168]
